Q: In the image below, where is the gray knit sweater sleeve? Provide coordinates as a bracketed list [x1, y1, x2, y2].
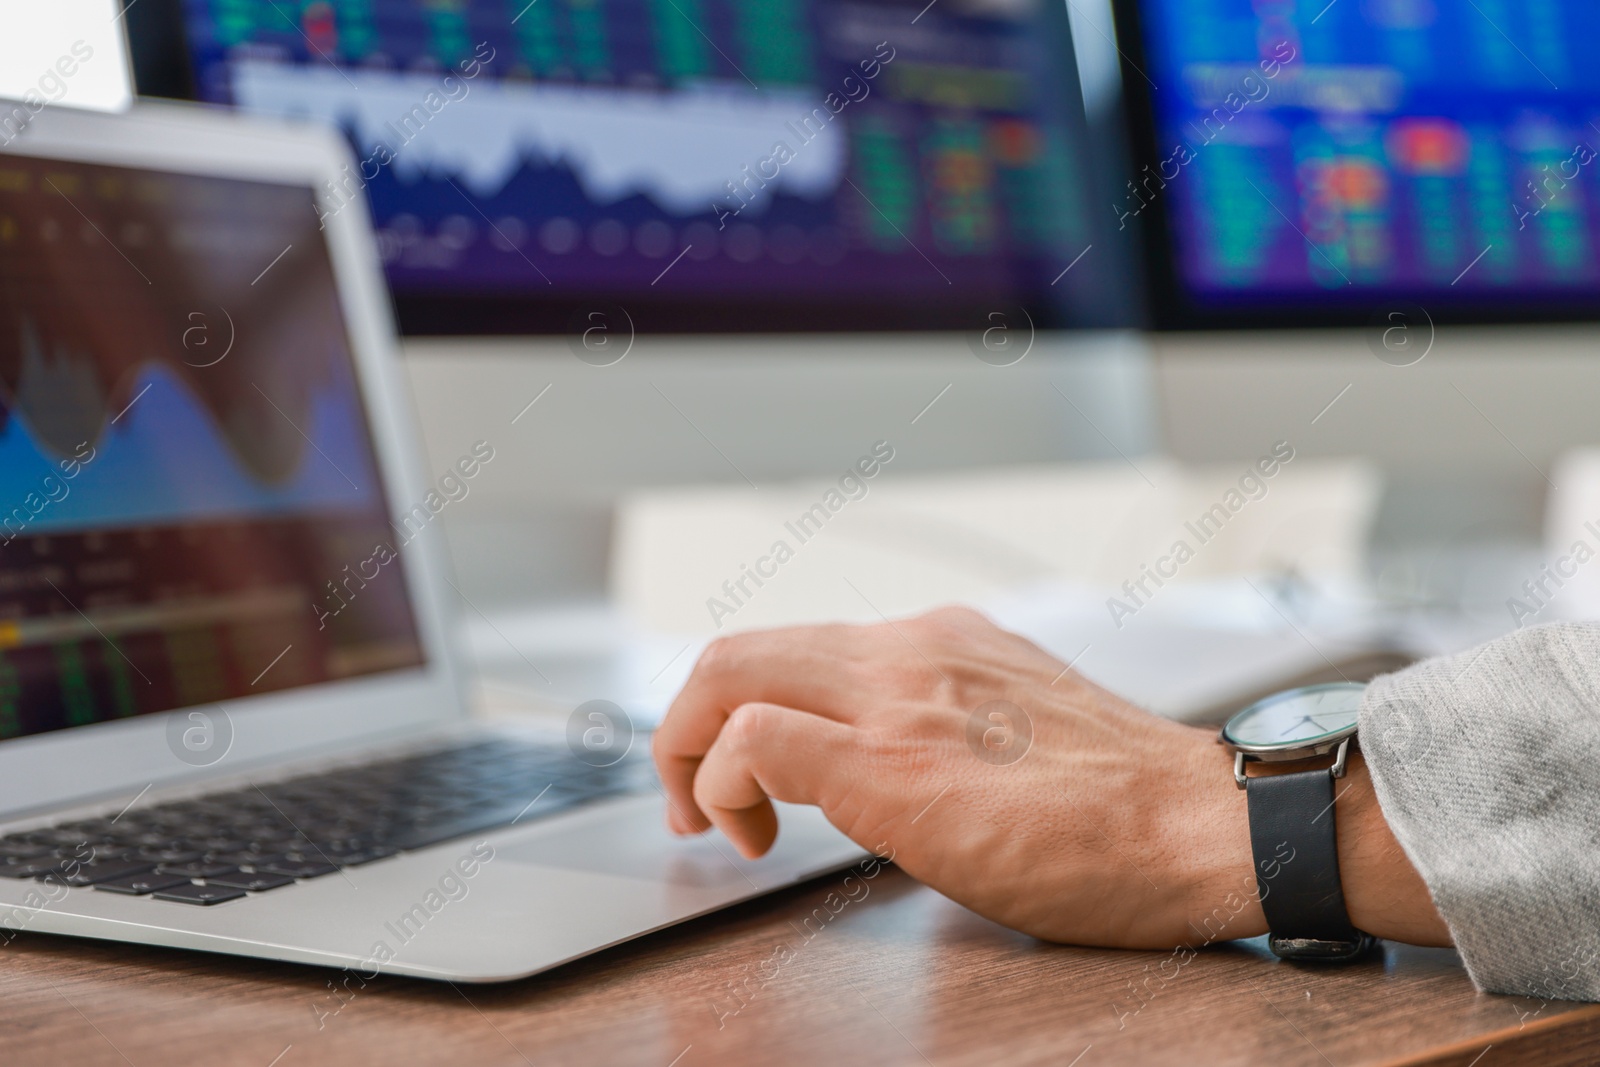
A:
[1360, 622, 1600, 1001]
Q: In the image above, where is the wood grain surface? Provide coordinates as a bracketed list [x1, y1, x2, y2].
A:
[1, 867, 1591, 1067]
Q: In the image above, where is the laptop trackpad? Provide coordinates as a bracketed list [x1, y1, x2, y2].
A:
[499, 808, 767, 889]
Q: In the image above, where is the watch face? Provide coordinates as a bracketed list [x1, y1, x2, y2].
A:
[1222, 682, 1364, 750]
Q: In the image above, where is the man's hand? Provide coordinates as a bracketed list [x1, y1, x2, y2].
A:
[652, 606, 1450, 950]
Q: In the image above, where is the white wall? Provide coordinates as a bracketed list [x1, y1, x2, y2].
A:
[404, 323, 1600, 608]
[403, 331, 1156, 605]
[1152, 325, 1600, 547]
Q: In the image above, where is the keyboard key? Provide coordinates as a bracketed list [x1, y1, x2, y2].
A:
[0, 844, 52, 862]
[135, 848, 204, 866]
[156, 862, 239, 879]
[274, 842, 338, 859]
[25, 828, 96, 848]
[325, 847, 397, 867]
[204, 851, 287, 868]
[256, 861, 339, 879]
[124, 833, 183, 850]
[95, 871, 194, 895]
[58, 861, 158, 887]
[205, 872, 295, 892]
[389, 799, 560, 851]
[152, 883, 247, 906]
[190, 837, 242, 853]
[246, 836, 308, 854]
[79, 845, 139, 862]
[301, 832, 370, 851]
[0, 860, 61, 879]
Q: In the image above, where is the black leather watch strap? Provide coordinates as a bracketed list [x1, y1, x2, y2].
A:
[1246, 766, 1374, 961]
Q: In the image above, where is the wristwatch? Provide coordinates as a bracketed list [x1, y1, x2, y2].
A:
[1219, 682, 1377, 962]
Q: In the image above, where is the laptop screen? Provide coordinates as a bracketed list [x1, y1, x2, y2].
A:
[0, 155, 426, 742]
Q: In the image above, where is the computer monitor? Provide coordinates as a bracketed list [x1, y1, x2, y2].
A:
[127, 0, 1136, 335]
[1112, 0, 1600, 329]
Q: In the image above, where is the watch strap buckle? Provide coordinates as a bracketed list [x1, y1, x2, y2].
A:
[1268, 933, 1378, 963]
[1233, 738, 1351, 790]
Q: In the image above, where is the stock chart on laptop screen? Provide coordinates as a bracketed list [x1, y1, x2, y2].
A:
[1116, 0, 1600, 327]
[0, 158, 424, 741]
[160, 0, 1130, 333]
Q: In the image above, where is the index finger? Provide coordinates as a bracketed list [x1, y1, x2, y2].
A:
[652, 624, 876, 831]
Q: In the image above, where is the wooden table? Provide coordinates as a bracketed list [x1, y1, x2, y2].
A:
[3, 867, 1595, 1067]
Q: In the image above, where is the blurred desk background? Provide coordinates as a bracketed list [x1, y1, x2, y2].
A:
[405, 326, 1600, 728]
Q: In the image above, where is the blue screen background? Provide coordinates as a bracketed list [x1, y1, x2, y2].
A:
[1130, 0, 1600, 311]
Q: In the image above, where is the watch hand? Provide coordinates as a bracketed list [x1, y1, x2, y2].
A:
[1279, 715, 1316, 738]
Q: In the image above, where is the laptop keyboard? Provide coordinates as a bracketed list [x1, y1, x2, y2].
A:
[0, 738, 654, 906]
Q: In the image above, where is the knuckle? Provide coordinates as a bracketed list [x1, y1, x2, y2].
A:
[856, 724, 895, 765]
[903, 703, 956, 738]
[930, 604, 983, 623]
[649, 729, 681, 764]
[921, 604, 986, 637]
[858, 723, 932, 782]
[696, 634, 744, 675]
[690, 769, 718, 810]
[720, 702, 770, 752]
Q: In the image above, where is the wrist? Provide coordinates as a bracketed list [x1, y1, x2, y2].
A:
[1184, 738, 1450, 949]
[1177, 726, 1270, 944]
[1330, 751, 1451, 946]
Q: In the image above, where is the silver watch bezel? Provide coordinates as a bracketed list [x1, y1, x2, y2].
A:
[1219, 681, 1366, 788]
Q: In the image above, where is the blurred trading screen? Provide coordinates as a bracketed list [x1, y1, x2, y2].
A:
[1126, 0, 1600, 323]
[172, 0, 1129, 333]
[0, 157, 424, 739]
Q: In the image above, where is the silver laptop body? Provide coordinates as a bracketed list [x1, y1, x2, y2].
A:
[0, 102, 861, 982]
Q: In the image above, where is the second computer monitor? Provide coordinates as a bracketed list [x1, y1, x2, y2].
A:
[1115, 0, 1600, 328]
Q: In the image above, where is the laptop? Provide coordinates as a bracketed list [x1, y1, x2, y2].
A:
[0, 102, 863, 982]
